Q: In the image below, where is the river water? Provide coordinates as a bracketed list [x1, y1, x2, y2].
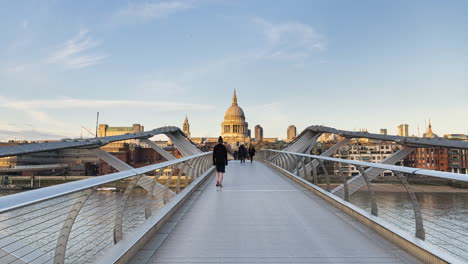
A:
[351, 191, 468, 261]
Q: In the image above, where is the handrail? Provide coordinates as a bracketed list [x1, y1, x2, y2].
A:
[0, 152, 211, 213]
[260, 149, 468, 262]
[264, 149, 468, 182]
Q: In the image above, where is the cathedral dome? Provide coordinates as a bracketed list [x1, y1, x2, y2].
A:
[223, 90, 245, 122]
[224, 105, 245, 122]
[221, 90, 249, 141]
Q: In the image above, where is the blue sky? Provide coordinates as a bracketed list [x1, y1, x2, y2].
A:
[1, 0, 467, 140]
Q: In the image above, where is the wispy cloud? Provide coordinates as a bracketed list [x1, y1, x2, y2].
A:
[0, 129, 68, 141]
[0, 97, 215, 112]
[0, 96, 58, 123]
[254, 18, 327, 60]
[47, 29, 107, 69]
[3, 64, 28, 73]
[114, 1, 193, 24]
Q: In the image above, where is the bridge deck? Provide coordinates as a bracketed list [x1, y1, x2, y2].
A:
[130, 161, 419, 264]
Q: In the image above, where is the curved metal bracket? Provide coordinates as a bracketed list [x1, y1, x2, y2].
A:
[356, 166, 378, 216]
[275, 152, 282, 167]
[267, 152, 273, 162]
[300, 158, 307, 178]
[189, 157, 201, 180]
[200, 155, 209, 173]
[274, 152, 282, 166]
[145, 169, 165, 219]
[318, 160, 331, 192]
[279, 153, 288, 170]
[181, 162, 191, 188]
[290, 155, 301, 173]
[336, 163, 349, 201]
[305, 157, 312, 179]
[163, 168, 173, 204]
[395, 172, 425, 240]
[54, 188, 95, 264]
[284, 154, 295, 172]
[271, 152, 279, 165]
[175, 163, 185, 193]
[198, 156, 206, 173]
[312, 160, 318, 185]
[192, 156, 203, 178]
[194, 156, 204, 176]
[114, 174, 144, 244]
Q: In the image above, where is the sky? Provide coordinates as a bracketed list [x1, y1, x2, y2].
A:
[1, 0, 467, 141]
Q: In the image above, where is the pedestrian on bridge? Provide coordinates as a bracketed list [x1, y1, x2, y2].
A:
[213, 136, 228, 187]
[238, 144, 247, 163]
[248, 145, 256, 163]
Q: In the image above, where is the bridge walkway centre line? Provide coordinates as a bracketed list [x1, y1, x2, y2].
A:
[130, 161, 420, 264]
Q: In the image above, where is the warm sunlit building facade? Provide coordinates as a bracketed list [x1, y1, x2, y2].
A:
[98, 124, 144, 151]
[221, 90, 251, 147]
[287, 125, 297, 142]
[397, 124, 409, 137]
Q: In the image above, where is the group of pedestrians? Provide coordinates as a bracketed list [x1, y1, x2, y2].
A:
[212, 136, 256, 188]
[235, 144, 256, 163]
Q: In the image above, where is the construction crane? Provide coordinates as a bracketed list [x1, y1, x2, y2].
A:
[81, 126, 95, 137]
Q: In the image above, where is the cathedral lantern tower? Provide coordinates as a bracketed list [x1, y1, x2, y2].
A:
[221, 90, 250, 146]
[183, 115, 191, 138]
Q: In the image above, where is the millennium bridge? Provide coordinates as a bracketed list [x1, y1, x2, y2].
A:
[0, 126, 467, 264]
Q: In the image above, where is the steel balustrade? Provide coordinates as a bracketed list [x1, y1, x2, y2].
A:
[0, 152, 212, 264]
[355, 166, 378, 216]
[335, 163, 350, 202]
[260, 149, 468, 262]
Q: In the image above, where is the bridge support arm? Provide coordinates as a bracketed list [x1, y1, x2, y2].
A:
[332, 146, 415, 198]
[299, 138, 350, 176]
[91, 148, 174, 196]
[165, 131, 201, 157]
[141, 139, 176, 161]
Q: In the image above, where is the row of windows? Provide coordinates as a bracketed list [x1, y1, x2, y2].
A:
[349, 155, 389, 161]
[223, 125, 246, 133]
[351, 145, 393, 150]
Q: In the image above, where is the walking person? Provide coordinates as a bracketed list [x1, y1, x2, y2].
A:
[238, 144, 247, 163]
[213, 136, 228, 187]
[248, 145, 256, 163]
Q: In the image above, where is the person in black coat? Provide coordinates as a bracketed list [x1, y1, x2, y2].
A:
[248, 145, 256, 163]
[238, 144, 247, 163]
[213, 136, 228, 187]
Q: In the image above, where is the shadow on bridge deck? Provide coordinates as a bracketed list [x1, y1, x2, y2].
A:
[130, 161, 420, 264]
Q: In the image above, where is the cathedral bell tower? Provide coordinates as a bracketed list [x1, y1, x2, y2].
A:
[183, 115, 191, 138]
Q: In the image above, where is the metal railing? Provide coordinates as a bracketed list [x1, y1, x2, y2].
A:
[0, 152, 213, 264]
[259, 149, 468, 263]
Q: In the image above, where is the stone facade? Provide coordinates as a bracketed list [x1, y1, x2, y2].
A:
[98, 124, 144, 151]
[183, 115, 191, 137]
[287, 125, 297, 141]
[221, 91, 250, 147]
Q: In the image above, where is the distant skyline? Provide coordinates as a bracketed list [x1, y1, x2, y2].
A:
[1, 0, 467, 141]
